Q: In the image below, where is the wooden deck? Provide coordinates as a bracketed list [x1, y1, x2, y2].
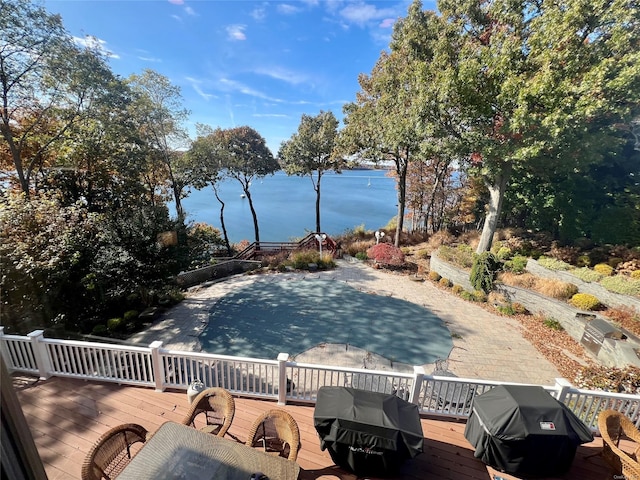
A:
[14, 375, 619, 480]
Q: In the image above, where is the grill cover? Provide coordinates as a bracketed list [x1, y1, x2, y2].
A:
[313, 387, 423, 477]
[464, 385, 593, 477]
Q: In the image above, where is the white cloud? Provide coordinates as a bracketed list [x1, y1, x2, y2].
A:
[254, 66, 309, 86]
[218, 78, 282, 102]
[186, 77, 216, 101]
[184, 6, 196, 16]
[277, 4, 301, 15]
[253, 113, 289, 118]
[226, 24, 247, 41]
[338, 2, 398, 27]
[72, 35, 120, 59]
[251, 6, 266, 21]
[168, 0, 183, 4]
[138, 56, 162, 63]
[379, 18, 395, 28]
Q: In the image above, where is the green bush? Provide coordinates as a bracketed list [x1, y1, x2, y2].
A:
[543, 318, 564, 331]
[355, 251, 368, 260]
[106, 317, 124, 332]
[438, 277, 452, 288]
[503, 255, 528, 274]
[593, 263, 614, 276]
[571, 267, 604, 283]
[600, 275, 640, 297]
[495, 246, 512, 260]
[537, 256, 573, 271]
[91, 324, 108, 335]
[631, 270, 640, 280]
[288, 250, 335, 270]
[451, 284, 464, 295]
[496, 305, 516, 315]
[570, 293, 602, 311]
[123, 310, 139, 322]
[417, 249, 430, 259]
[470, 252, 500, 293]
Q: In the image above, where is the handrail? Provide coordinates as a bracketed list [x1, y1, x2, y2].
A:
[234, 233, 338, 260]
[2, 328, 638, 428]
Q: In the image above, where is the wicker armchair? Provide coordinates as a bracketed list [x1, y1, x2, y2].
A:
[81, 423, 148, 480]
[181, 387, 235, 437]
[246, 409, 301, 461]
[598, 409, 640, 479]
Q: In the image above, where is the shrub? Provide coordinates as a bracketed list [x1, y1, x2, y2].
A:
[91, 324, 108, 335]
[470, 252, 500, 293]
[593, 263, 614, 276]
[428, 271, 441, 282]
[548, 244, 580, 265]
[289, 250, 335, 269]
[495, 246, 512, 260]
[472, 290, 488, 302]
[459, 291, 475, 301]
[537, 256, 573, 271]
[570, 293, 602, 311]
[366, 243, 405, 266]
[438, 244, 475, 269]
[426, 230, 456, 252]
[632, 270, 640, 280]
[503, 254, 528, 274]
[512, 302, 527, 314]
[107, 317, 124, 332]
[123, 310, 139, 322]
[417, 249, 430, 259]
[343, 239, 374, 257]
[451, 284, 464, 295]
[438, 277, 452, 288]
[499, 271, 538, 289]
[571, 267, 604, 283]
[535, 279, 579, 300]
[355, 251, 368, 260]
[496, 305, 516, 315]
[543, 318, 564, 330]
[574, 365, 640, 394]
[600, 275, 640, 297]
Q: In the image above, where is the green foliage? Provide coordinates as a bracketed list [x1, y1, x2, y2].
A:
[570, 293, 602, 311]
[123, 310, 139, 322]
[593, 263, 614, 276]
[288, 250, 335, 270]
[537, 257, 573, 271]
[459, 290, 488, 303]
[543, 318, 564, 331]
[599, 276, 640, 297]
[106, 317, 124, 332]
[470, 252, 500, 293]
[438, 245, 475, 269]
[631, 271, 640, 280]
[91, 325, 108, 336]
[571, 267, 604, 283]
[355, 252, 368, 261]
[503, 255, 528, 274]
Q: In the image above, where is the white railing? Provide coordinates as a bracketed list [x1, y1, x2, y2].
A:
[2, 328, 639, 430]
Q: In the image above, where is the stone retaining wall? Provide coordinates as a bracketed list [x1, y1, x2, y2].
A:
[526, 259, 640, 311]
[430, 250, 640, 368]
[177, 259, 261, 288]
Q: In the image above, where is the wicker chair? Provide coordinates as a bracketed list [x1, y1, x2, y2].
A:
[598, 409, 640, 479]
[81, 423, 148, 480]
[246, 409, 301, 461]
[181, 387, 235, 437]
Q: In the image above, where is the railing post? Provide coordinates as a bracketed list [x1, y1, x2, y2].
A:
[277, 353, 289, 406]
[409, 365, 425, 405]
[149, 341, 165, 392]
[27, 330, 51, 380]
[554, 378, 573, 404]
[0, 327, 11, 372]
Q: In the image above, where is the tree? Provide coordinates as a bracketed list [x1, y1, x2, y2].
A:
[193, 126, 278, 244]
[0, 0, 117, 196]
[431, 0, 640, 252]
[278, 111, 343, 233]
[187, 124, 233, 254]
[127, 70, 190, 223]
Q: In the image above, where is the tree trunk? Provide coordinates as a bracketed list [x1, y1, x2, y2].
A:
[394, 155, 408, 247]
[476, 166, 511, 253]
[213, 185, 232, 255]
[245, 188, 260, 244]
[314, 172, 322, 233]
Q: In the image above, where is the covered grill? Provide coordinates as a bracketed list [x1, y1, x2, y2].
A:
[464, 385, 593, 477]
[313, 386, 423, 477]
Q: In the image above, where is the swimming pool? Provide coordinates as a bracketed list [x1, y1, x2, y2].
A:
[200, 278, 453, 366]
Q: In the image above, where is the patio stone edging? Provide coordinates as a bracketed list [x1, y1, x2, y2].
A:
[429, 250, 640, 368]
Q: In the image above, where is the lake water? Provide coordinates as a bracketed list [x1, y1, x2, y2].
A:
[175, 169, 398, 243]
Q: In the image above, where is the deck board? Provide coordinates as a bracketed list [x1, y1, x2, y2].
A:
[13, 375, 619, 480]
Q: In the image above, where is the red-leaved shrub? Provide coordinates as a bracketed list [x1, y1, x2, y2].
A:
[366, 243, 405, 266]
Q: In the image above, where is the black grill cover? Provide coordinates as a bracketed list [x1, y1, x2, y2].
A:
[464, 385, 593, 477]
[313, 387, 423, 477]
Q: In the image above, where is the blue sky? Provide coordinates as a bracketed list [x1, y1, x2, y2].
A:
[44, 0, 434, 153]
